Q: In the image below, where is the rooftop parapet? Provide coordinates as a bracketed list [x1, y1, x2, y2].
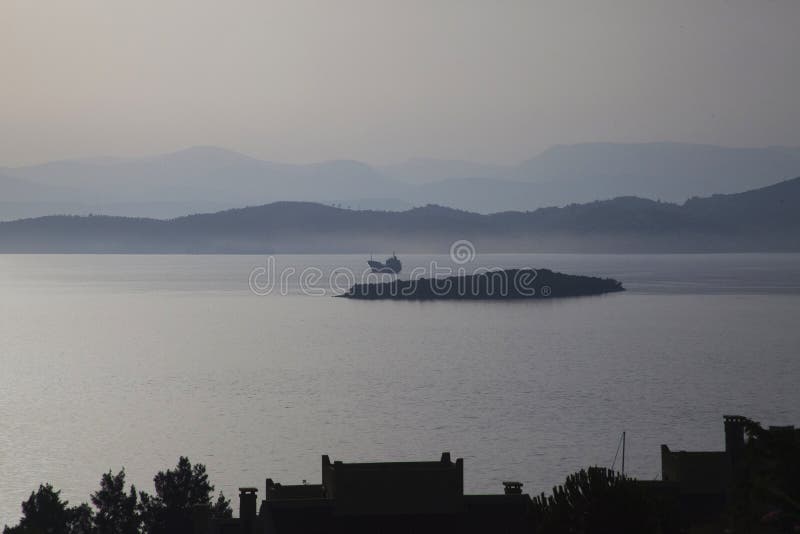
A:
[723, 415, 749, 424]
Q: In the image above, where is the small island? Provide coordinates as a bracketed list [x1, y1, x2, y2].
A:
[341, 268, 624, 300]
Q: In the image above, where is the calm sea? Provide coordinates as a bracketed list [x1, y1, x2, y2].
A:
[1, 253, 799, 524]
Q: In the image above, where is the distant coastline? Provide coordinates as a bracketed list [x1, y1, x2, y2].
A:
[0, 176, 798, 253]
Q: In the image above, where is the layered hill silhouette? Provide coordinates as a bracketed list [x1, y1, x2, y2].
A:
[2, 143, 799, 219]
[1, 177, 798, 253]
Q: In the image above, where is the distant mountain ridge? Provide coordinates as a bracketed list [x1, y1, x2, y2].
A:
[508, 142, 800, 203]
[1, 176, 798, 253]
[2, 142, 799, 219]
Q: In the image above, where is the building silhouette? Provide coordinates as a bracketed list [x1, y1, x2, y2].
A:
[200, 453, 531, 534]
[656, 415, 798, 528]
[191, 416, 797, 533]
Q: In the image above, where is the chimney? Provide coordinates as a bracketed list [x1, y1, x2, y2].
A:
[724, 415, 747, 465]
[503, 481, 523, 495]
[440, 452, 451, 464]
[239, 487, 258, 533]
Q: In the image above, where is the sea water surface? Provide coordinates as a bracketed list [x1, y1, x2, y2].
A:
[1, 253, 799, 524]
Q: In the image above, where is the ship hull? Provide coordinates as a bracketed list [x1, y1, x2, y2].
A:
[368, 260, 400, 274]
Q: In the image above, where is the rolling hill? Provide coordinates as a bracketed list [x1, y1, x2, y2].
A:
[2, 143, 799, 219]
[0, 177, 797, 253]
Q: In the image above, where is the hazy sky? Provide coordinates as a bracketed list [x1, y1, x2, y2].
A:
[1, 0, 798, 166]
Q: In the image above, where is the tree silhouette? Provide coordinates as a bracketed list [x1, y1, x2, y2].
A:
[3, 484, 93, 534]
[729, 419, 800, 531]
[211, 493, 233, 521]
[530, 467, 662, 534]
[91, 470, 139, 534]
[138, 457, 231, 534]
[69, 504, 94, 534]
[5, 458, 231, 534]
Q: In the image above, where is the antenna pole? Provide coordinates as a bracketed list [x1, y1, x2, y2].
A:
[621, 431, 626, 476]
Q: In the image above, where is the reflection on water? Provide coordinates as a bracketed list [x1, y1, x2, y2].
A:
[1, 254, 799, 524]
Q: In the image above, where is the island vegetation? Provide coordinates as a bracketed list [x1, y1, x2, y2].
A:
[341, 268, 624, 300]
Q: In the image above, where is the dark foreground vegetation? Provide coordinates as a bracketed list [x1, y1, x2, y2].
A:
[527, 418, 800, 533]
[5, 418, 798, 533]
[342, 268, 624, 300]
[4, 457, 231, 534]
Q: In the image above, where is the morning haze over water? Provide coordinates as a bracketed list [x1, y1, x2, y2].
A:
[3, 1, 800, 532]
[1, 254, 799, 523]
